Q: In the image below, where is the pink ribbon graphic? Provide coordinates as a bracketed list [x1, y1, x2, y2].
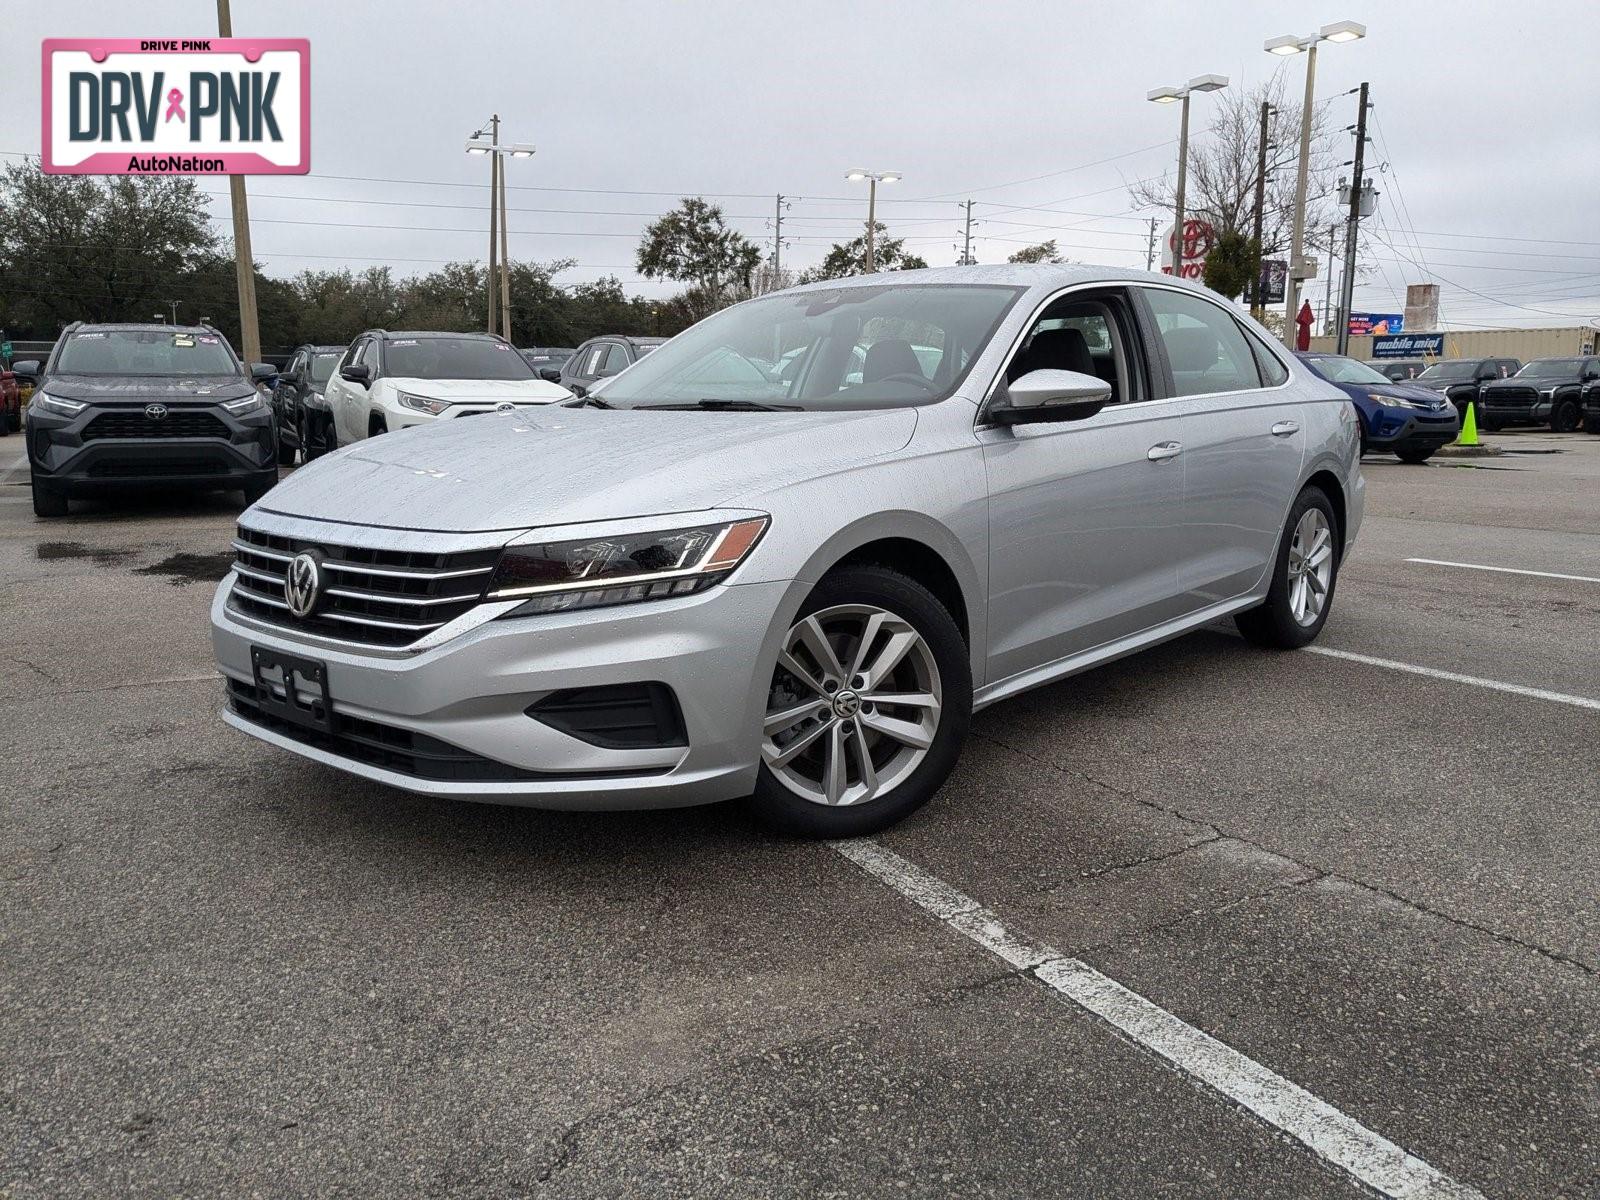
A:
[164, 88, 185, 123]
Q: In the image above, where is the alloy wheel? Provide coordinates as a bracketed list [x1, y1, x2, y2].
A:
[762, 604, 942, 807]
[1287, 508, 1334, 626]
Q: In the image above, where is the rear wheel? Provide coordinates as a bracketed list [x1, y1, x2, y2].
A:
[30, 473, 68, 518]
[751, 565, 971, 838]
[1396, 446, 1436, 465]
[1235, 485, 1340, 650]
[1552, 398, 1581, 433]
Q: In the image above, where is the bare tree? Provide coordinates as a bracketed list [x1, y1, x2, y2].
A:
[1130, 75, 1341, 264]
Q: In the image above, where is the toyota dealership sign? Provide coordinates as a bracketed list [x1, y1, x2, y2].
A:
[42, 38, 309, 175]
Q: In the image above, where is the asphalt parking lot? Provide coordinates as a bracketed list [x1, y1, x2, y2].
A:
[2, 433, 1597, 1198]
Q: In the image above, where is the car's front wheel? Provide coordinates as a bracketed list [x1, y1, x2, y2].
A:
[30, 473, 67, 518]
[1552, 398, 1581, 433]
[1235, 485, 1340, 649]
[1396, 446, 1436, 464]
[751, 565, 970, 837]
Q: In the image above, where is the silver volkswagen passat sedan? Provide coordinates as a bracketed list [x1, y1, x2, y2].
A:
[212, 265, 1362, 836]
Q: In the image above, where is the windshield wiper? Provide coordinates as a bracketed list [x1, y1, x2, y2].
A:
[565, 395, 612, 409]
[639, 399, 801, 412]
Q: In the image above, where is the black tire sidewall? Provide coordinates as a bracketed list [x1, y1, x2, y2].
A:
[749, 565, 971, 838]
[1237, 485, 1339, 649]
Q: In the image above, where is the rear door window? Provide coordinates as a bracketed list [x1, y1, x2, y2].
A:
[1142, 288, 1263, 396]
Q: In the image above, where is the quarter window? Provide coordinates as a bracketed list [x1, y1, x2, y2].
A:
[1143, 288, 1262, 397]
[598, 343, 631, 376]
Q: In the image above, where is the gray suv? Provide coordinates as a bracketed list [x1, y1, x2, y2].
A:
[211, 266, 1362, 836]
[555, 335, 667, 396]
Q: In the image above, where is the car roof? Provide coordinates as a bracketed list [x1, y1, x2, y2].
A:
[376, 330, 500, 341]
[781, 261, 1205, 296]
[74, 322, 219, 335]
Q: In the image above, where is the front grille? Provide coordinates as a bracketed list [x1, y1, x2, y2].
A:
[529, 683, 687, 749]
[83, 409, 230, 440]
[1483, 387, 1538, 409]
[227, 678, 547, 782]
[228, 525, 501, 649]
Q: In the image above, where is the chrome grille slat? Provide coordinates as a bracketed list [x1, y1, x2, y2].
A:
[229, 525, 496, 648]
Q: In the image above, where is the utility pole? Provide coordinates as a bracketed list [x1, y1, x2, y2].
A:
[1325, 223, 1337, 336]
[958, 200, 976, 265]
[1336, 82, 1371, 356]
[498, 142, 511, 341]
[216, 0, 259, 364]
[486, 113, 499, 334]
[1145, 217, 1159, 271]
[773, 194, 785, 276]
[1283, 40, 1319, 344]
[865, 177, 878, 273]
[1249, 100, 1271, 317]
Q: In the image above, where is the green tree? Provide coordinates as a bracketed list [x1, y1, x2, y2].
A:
[1200, 230, 1259, 300]
[636, 197, 761, 320]
[1007, 239, 1067, 265]
[798, 223, 929, 282]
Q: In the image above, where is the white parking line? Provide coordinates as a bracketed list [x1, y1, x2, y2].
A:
[831, 839, 1484, 1200]
[1306, 646, 1600, 712]
[1405, 557, 1600, 586]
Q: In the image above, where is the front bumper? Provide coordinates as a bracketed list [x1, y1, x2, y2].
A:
[1363, 406, 1459, 452]
[28, 403, 277, 492]
[211, 571, 803, 809]
[382, 398, 564, 431]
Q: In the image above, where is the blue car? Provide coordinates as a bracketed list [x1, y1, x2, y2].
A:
[1297, 352, 1460, 464]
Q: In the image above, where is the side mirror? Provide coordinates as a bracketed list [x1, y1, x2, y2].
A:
[340, 362, 371, 386]
[12, 359, 40, 380]
[539, 366, 562, 383]
[251, 362, 276, 381]
[991, 369, 1113, 425]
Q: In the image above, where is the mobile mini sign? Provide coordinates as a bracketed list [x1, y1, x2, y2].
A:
[42, 38, 309, 174]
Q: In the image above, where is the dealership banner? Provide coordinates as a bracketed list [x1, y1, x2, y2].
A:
[42, 38, 309, 174]
[1347, 311, 1403, 336]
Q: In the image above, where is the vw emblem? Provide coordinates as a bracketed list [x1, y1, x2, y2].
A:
[284, 551, 325, 618]
[145, 403, 168, 420]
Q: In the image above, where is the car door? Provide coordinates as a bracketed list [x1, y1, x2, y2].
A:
[1136, 285, 1305, 611]
[980, 287, 1189, 683]
[327, 338, 368, 443]
[281, 351, 306, 426]
[561, 342, 603, 394]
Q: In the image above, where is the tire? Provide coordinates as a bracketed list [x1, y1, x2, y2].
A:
[1551, 398, 1581, 433]
[1583, 415, 1600, 435]
[369, 416, 388, 438]
[301, 412, 327, 461]
[1480, 418, 1501, 433]
[241, 474, 275, 506]
[1235, 485, 1340, 650]
[30, 473, 68, 518]
[750, 565, 971, 838]
[1396, 447, 1436, 465]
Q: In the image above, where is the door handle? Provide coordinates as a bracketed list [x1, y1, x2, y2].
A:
[1147, 441, 1183, 462]
[1271, 420, 1300, 437]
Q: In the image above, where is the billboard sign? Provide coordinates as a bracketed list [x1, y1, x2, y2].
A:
[1371, 333, 1444, 359]
[43, 38, 309, 174]
[1159, 219, 1214, 281]
[1348, 312, 1403, 336]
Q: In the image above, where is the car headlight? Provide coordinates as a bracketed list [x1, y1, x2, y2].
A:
[488, 517, 769, 617]
[222, 393, 264, 415]
[398, 392, 451, 415]
[33, 391, 87, 418]
[1368, 392, 1427, 410]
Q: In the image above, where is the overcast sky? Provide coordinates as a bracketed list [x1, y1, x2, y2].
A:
[6, 0, 1598, 330]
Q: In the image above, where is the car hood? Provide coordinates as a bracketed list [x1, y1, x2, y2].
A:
[259, 405, 919, 533]
[1484, 376, 1570, 391]
[40, 374, 256, 403]
[385, 376, 571, 403]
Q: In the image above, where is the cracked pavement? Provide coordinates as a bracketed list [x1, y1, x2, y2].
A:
[2, 433, 1598, 1197]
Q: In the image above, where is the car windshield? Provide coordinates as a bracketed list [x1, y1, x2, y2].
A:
[1418, 361, 1476, 382]
[384, 336, 535, 380]
[308, 353, 341, 385]
[1307, 355, 1391, 385]
[594, 283, 1024, 410]
[1516, 358, 1582, 379]
[53, 329, 239, 378]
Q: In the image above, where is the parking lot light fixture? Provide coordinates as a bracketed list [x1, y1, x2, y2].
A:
[845, 170, 902, 273]
[1266, 20, 1367, 344]
[1146, 75, 1228, 279]
[465, 118, 535, 341]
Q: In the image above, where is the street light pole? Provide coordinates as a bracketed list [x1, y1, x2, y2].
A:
[1265, 20, 1366, 345]
[466, 119, 535, 341]
[486, 115, 499, 334]
[216, 0, 259, 364]
[846, 170, 902, 273]
[1146, 75, 1228, 281]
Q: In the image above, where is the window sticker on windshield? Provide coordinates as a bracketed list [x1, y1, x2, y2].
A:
[173, 334, 196, 347]
[74, 331, 106, 339]
[198, 335, 219, 344]
[390, 339, 419, 347]
[493, 342, 510, 351]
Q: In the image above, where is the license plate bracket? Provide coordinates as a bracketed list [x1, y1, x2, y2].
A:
[250, 646, 334, 734]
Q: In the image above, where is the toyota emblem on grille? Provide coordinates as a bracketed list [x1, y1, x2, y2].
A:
[284, 551, 325, 618]
[145, 403, 168, 420]
[494, 401, 517, 412]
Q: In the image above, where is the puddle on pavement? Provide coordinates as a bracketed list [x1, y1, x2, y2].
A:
[35, 541, 136, 566]
[133, 552, 235, 585]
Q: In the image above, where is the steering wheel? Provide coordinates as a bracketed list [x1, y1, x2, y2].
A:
[873, 371, 937, 393]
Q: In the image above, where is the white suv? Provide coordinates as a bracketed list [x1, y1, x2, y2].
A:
[323, 330, 570, 443]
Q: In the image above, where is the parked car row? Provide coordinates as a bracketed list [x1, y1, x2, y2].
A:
[1360, 353, 1600, 434]
[1299, 353, 1459, 463]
